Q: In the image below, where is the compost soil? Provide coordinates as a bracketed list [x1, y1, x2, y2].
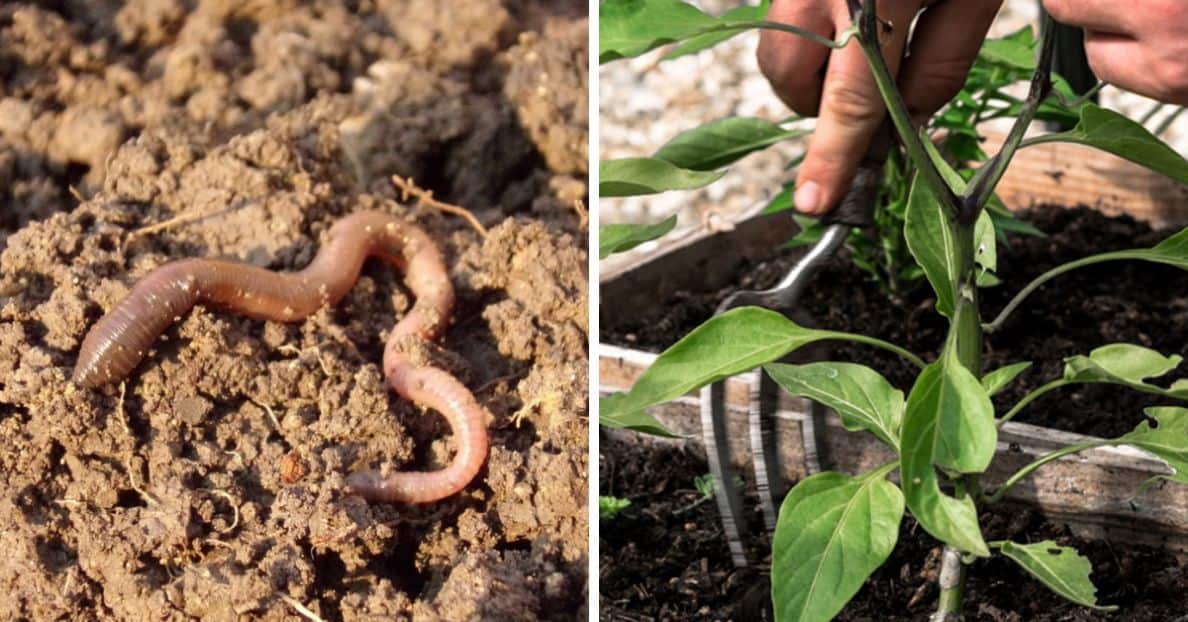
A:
[602, 205, 1188, 439]
[599, 434, 1188, 622]
[0, 2, 588, 620]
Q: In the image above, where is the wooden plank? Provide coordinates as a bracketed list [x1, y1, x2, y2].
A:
[600, 202, 802, 326]
[989, 132, 1188, 228]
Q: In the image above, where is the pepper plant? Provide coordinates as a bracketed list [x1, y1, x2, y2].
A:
[600, 0, 1188, 619]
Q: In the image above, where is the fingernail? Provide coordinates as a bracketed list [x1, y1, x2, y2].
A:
[794, 181, 820, 214]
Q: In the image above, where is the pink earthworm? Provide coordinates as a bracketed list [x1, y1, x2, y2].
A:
[72, 211, 489, 504]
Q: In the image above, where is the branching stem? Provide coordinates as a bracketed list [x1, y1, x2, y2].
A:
[850, 0, 957, 214]
[962, 14, 1056, 220]
[983, 250, 1147, 332]
[819, 330, 927, 369]
[997, 378, 1070, 427]
[985, 440, 1111, 504]
[732, 20, 855, 49]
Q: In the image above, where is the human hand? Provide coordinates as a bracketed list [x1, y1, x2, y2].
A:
[1045, 0, 1188, 105]
[757, 0, 1001, 216]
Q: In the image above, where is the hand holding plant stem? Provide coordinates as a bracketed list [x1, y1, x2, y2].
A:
[758, 0, 1001, 217]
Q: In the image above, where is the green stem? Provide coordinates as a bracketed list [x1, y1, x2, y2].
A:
[985, 439, 1112, 504]
[851, 0, 956, 213]
[997, 378, 1070, 428]
[1050, 80, 1105, 109]
[931, 545, 967, 622]
[735, 20, 854, 50]
[982, 250, 1146, 333]
[928, 198, 983, 622]
[819, 331, 927, 369]
[962, 14, 1055, 219]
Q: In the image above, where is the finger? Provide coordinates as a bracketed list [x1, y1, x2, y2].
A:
[757, 0, 834, 115]
[1083, 30, 1188, 104]
[794, 0, 919, 215]
[899, 0, 1002, 120]
[1044, 0, 1134, 35]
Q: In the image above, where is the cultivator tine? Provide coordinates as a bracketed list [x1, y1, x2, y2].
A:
[750, 368, 785, 533]
[802, 398, 830, 475]
[701, 380, 749, 567]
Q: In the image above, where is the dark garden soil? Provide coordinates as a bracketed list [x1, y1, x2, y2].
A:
[0, 2, 588, 620]
[599, 434, 1188, 622]
[602, 205, 1188, 440]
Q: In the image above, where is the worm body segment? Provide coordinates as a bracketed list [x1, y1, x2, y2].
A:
[73, 211, 488, 504]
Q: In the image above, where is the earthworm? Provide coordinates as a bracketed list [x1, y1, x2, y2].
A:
[72, 211, 489, 504]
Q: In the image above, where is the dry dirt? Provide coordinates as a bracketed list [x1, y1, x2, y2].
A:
[0, 1, 588, 620]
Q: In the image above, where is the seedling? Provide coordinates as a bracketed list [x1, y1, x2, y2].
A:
[600, 1, 1188, 619]
[599, 495, 632, 521]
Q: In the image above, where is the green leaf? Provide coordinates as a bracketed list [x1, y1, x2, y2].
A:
[1035, 104, 1188, 185]
[771, 466, 904, 622]
[600, 158, 726, 197]
[599, 392, 680, 437]
[599, 215, 678, 259]
[975, 271, 1001, 288]
[1145, 227, 1188, 268]
[1000, 541, 1115, 610]
[763, 184, 794, 215]
[1061, 344, 1188, 403]
[655, 117, 807, 171]
[693, 473, 715, 498]
[920, 133, 968, 194]
[782, 215, 826, 249]
[987, 195, 1047, 239]
[602, 307, 833, 422]
[664, 1, 769, 60]
[981, 362, 1032, 396]
[1066, 343, 1182, 384]
[900, 348, 994, 557]
[765, 362, 904, 450]
[1063, 343, 1183, 391]
[974, 210, 997, 274]
[904, 171, 959, 317]
[978, 26, 1036, 71]
[599, 0, 717, 63]
[599, 496, 632, 520]
[1116, 406, 1188, 484]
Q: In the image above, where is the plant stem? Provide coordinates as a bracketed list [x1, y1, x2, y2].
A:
[819, 331, 927, 369]
[963, 14, 1056, 220]
[928, 195, 983, 622]
[984, 440, 1112, 504]
[997, 378, 1070, 427]
[982, 250, 1146, 333]
[931, 546, 967, 622]
[1050, 80, 1105, 109]
[851, 0, 957, 213]
[737, 20, 854, 50]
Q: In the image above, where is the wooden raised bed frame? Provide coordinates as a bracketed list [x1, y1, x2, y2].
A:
[600, 136, 1188, 552]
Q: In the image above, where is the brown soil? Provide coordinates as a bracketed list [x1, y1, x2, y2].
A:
[0, 2, 588, 620]
[602, 206, 1188, 439]
[600, 434, 1188, 622]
